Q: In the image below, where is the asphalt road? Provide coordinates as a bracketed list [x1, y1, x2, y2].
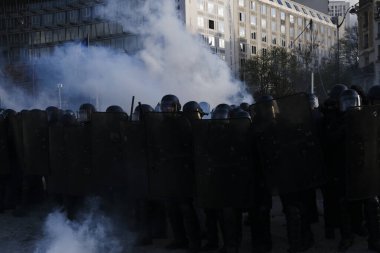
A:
[0, 194, 372, 253]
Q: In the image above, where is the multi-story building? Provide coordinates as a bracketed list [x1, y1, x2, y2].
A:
[357, 0, 380, 88]
[0, 0, 140, 90]
[178, 0, 337, 76]
[328, 0, 358, 37]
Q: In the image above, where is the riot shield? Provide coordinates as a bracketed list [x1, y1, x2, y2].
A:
[47, 126, 68, 195]
[255, 93, 326, 194]
[121, 121, 149, 199]
[0, 118, 11, 175]
[345, 106, 380, 200]
[144, 112, 194, 200]
[90, 112, 129, 192]
[65, 125, 92, 196]
[9, 114, 24, 171]
[21, 110, 50, 175]
[192, 118, 255, 208]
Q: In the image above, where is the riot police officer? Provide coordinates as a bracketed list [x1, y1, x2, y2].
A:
[320, 84, 348, 240]
[334, 89, 380, 252]
[159, 95, 201, 252]
[78, 103, 96, 124]
[130, 104, 168, 246]
[183, 101, 203, 121]
[106, 105, 125, 113]
[368, 85, 380, 105]
[249, 96, 275, 253]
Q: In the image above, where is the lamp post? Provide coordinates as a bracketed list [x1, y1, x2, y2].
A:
[57, 83, 63, 109]
[333, 3, 358, 83]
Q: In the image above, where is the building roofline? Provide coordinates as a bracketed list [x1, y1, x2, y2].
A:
[258, 0, 336, 28]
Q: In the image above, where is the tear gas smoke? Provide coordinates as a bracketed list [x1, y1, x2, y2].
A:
[0, 0, 252, 111]
[34, 199, 123, 253]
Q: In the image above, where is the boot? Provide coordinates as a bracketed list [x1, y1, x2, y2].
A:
[338, 199, 354, 252]
[365, 198, 380, 252]
[250, 207, 272, 253]
[285, 206, 305, 253]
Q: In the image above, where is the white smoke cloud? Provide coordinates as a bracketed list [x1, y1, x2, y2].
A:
[0, 0, 252, 111]
[34, 200, 124, 253]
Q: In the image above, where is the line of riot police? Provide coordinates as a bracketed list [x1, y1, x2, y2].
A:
[1, 87, 380, 253]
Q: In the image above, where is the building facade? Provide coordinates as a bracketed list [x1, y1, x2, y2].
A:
[178, 0, 337, 76]
[0, 0, 140, 89]
[329, 0, 352, 32]
[357, 0, 380, 88]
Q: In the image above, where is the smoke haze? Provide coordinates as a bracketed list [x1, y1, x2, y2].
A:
[0, 0, 252, 111]
[34, 199, 124, 253]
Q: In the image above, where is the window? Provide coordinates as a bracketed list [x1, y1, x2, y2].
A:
[281, 24, 285, 34]
[294, 4, 300, 12]
[239, 26, 246, 37]
[364, 12, 369, 28]
[261, 4, 266, 15]
[272, 36, 277, 44]
[290, 27, 294, 37]
[198, 0, 204, 11]
[219, 38, 225, 48]
[240, 42, 246, 52]
[280, 12, 285, 21]
[208, 36, 215, 47]
[281, 39, 286, 47]
[285, 2, 292, 9]
[55, 12, 65, 24]
[43, 14, 53, 25]
[251, 45, 257, 54]
[208, 3, 214, 14]
[261, 18, 267, 29]
[32, 16, 40, 26]
[262, 48, 267, 55]
[317, 13, 323, 20]
[218, 22, 224, 33]
[239, 0, 244, 7]
[239, 12, 245, 22]
[68, 10, 78, 22]
[250, 15, 257, 26]
[262, 33, 267, 42]
[251, 32, 256, 39]
[289, 15, 294, 24]
[197, 16, 204, 28]
[310, 11, 316, 18]
[271, 22, 276, 32]
[277, 0, 283, 5]
[298, 17, 303, 26]
[218, 6, 224, 16]
[209, 20, 215, 29]
[45, 31, 52, 43]
[302, 8, 308, 15]
[82, 7, 91, 19]
[364, 34, 369, 48]
[271, 8, 276, 18]
[250, 1, 256, 10]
